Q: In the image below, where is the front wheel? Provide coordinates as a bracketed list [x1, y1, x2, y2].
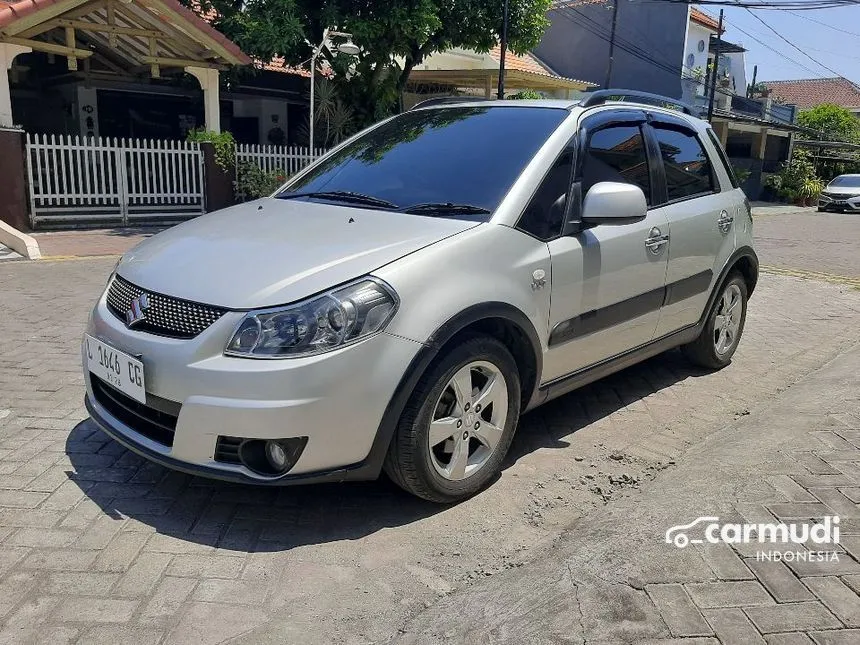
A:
[681, 272, 748, 369]
[384, 335, 521, 503]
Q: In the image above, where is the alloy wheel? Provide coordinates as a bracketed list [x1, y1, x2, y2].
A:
[713, 283, 743, 356]
[427, 361, 509, 481]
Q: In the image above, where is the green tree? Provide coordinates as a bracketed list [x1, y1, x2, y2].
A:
[797, 104, 860, 144]
[192, 0, 552, 126]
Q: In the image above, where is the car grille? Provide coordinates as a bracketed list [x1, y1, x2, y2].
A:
[106, 275, 227, 339]
[214, 436, 244, 465]
[91, 374, 180, 447]
[823, 192, 859, 200]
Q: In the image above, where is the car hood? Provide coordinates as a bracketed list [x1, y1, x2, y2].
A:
[824, 186, 860, 196]
[117, 198, 478, 309]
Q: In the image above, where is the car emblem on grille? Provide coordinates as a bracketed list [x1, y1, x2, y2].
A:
[126, 293, 151, 328]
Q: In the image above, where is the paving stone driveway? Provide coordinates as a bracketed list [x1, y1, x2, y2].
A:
[1, 257, 859, 644]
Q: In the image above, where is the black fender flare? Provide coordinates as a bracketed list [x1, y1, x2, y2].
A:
[361, 302, 543, 479]
[700, 246, 759, 327]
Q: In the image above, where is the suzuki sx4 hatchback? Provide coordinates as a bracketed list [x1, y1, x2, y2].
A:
[83, 92, 757, 502]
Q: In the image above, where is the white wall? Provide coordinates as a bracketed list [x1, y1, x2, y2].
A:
[233, 97, 289, 145]
[724, 51, 747, 97]
[685, 23, 713, 78]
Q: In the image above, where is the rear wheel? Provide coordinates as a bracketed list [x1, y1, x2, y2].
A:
[681, 272, 748, 369]
[384, 335, 521, 503]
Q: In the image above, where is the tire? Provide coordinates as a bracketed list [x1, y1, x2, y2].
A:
[681, 272, 748, 370]
[384, 335, 521, 503]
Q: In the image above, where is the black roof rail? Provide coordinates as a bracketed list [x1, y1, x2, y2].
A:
[580, 89, 698, 116]
[410, 96, 487, 110]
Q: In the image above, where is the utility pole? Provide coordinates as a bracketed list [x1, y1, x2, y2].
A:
[707, 9, 724, 123]
[604, 0, 619, 89]
[497, 0, 509, 99]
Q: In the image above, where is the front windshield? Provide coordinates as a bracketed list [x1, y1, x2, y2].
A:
[277, 106, 568, 216]
[828, 176, 860, 188]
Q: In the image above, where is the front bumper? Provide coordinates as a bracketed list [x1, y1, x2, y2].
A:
[818, 195, 860, 211]
[83, 284, 423, 484]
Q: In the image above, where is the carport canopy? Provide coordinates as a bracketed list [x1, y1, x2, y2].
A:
[0, 0, 251, 130]
[408, 67, 594, 98]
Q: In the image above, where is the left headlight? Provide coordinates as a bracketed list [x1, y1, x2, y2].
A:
[225, 278, 399, 359]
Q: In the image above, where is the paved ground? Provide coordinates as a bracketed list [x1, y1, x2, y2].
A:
[30, 228, 162, 259]
[398, 340, 860, 645]
[0, 210, 859, 643]
[752, 205, 860, 280]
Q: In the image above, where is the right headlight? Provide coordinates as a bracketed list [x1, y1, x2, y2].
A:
[225, 278, 398, 359]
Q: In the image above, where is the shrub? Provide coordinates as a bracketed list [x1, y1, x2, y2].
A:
[509, 90, 543, 100]
[186, 130, 235, 171]
[765, 149, 821, 204]
[234, 162, 286, 202]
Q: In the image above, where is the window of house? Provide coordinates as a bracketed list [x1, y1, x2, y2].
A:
[653, 126, 716, 201]
[580, 125, 651, 205]
[518, 149, 573, 240]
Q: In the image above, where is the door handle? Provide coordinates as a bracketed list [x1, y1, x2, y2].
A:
[645, 227, 669, 254]
[718, 210, 733, 234]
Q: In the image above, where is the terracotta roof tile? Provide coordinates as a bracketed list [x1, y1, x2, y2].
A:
[690, 7, 722, 32]
[763, 77, 860, 110]
[488, 46, 554, 77]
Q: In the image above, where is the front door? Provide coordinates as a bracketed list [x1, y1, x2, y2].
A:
[542, 117, 670, 383]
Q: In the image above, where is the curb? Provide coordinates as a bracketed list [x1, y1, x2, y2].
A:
[0, 220, 41, 260]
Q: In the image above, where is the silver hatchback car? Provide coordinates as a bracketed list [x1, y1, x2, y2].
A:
[83, 90, 757, 502]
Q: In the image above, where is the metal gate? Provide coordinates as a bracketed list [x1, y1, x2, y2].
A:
[25, 134, 205, 227]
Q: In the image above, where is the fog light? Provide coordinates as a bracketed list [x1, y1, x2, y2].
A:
[265, 440, 288, 471]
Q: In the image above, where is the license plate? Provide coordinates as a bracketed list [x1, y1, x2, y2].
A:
[84, 334, 146, 404]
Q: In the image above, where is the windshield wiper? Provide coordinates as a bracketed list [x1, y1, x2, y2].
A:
[276, 191, 399, 210]
[402, 202, 491, 216]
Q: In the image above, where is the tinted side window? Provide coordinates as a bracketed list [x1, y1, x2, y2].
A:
[518, 150, 573, 240]
[706, 128, 739, 189]
[581, 126, 651, 205]
[653, 126, 715, 201]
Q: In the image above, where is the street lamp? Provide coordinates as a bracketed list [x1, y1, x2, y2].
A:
[310, 28, 358, 152]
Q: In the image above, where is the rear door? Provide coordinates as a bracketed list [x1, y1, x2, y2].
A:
[541, 110, 670, 382]
[644, 115, 739, 337]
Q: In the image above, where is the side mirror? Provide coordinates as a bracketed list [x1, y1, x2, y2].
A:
[581, 182, 647, 225]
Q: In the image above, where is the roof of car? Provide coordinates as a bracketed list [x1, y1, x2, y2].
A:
[412, 98, 580, 110]
[414, 98, 708, 126]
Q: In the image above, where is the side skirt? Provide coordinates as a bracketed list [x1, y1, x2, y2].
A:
[536, 323, 701, 406]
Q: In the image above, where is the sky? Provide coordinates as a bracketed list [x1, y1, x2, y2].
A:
[711, 5, 860, 85]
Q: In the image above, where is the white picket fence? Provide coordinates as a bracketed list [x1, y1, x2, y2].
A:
[25, 134, 205, 226]
[235, 143, 326, 176]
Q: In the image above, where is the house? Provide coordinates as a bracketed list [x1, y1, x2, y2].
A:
[404, 45, 594, 106]
[0, 0, 311, 144]
[534, 0, 689, 99]
[762, 78, 860, 118]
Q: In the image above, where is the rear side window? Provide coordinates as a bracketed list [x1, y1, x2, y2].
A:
[706, 128, 739, 189]
[581, 125, 651, 205]
[653, 126, 716, 201]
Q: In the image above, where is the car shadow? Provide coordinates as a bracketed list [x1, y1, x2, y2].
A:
[504, 348, 712, 464]
[65, 348, 712, 551]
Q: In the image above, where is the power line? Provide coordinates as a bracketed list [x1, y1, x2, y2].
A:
[637, 0, 860, 10]
[744, 8, 849, 79]
[785, 10, 860, 39]
[554, 5, 821, 131]
[718, 15, 824, 77]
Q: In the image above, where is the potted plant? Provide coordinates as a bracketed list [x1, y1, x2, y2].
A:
[798, 177, 824, 206]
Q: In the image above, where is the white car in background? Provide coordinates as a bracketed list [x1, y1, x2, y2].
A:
[819, 174, 860, 213]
